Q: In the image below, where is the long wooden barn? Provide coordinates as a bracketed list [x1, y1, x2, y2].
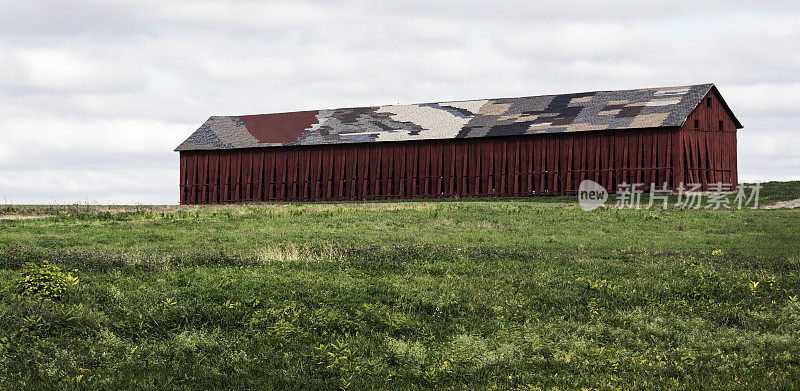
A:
[175, 83, 741, 204]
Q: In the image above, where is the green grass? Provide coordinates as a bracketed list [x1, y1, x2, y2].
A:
[0, 182, 799, 390]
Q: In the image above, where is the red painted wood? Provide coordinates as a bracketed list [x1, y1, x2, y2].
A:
[677, 89, 740, 191]
[310, 148, 319, 200]
[522, 138, 531, 195]
[394, 144, 405, 198]
[600, 133, 611, 191]
[443, 143, 453, 196]
[267, 151, 275, 200]
[580, 134, 589, 192]
[178, 105, 738, 204]
[179, 154, 187, 204]
[437, 143, 446, 197]
[536, 137, 546, 194]
[301, 148, 310, 200]
[588, 134, 596, 187]
[200, 153, 209, 204]
[642, 130, 652, 188]
[420, 144, 430, 197]
[620, 133, 629, 188]
[381, 145, 391, 198]
[459, 140, 468, 196]
[635, 131, 642, 186]
[510, 139, 520, 195]
[334, 150, 347, 200]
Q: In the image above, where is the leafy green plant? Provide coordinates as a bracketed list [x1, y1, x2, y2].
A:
[11, 261, 78, 300]
[317, 338, 361, 389]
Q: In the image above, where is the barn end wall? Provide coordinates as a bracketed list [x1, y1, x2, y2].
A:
[679, 89, 739, 191]
[179, 128, 682, 204]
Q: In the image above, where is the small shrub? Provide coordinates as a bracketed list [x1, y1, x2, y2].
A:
[12, 261, 78, 300]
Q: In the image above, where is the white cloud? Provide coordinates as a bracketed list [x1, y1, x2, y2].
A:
[0, 117, 188, 155]
[0, 1, 799, 203]
[0, 167, 177, 205]
[725, 83, 800, 114]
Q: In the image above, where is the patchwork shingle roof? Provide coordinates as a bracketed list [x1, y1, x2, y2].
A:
[176, 83, 737, 151]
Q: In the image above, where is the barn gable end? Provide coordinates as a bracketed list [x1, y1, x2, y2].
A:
[678, 87, 741, 191]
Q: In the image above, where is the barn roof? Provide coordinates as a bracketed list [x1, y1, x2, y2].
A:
[176, 83, 740, 151]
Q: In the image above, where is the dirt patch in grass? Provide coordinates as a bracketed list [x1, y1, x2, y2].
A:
[763, 197, 800, 209]
[0, 215, 52, 220]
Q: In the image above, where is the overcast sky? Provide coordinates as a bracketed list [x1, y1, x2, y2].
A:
[0, 1, 798, 204]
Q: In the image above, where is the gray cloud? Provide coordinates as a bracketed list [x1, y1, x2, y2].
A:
[0, 1, 798, 204]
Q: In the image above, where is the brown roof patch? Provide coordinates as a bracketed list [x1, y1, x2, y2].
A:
[239, 110, 320, 144]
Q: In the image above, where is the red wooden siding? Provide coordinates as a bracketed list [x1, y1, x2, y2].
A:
[179, 128, 684, 204]
[680, 90, 739, 190]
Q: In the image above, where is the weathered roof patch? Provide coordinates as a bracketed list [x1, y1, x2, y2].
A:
[176, 83, 736, 151]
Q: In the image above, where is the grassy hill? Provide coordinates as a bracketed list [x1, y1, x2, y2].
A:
[0, 181, 799, 389]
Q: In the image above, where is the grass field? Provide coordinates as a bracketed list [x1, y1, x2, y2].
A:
[1, 181, 799, 390]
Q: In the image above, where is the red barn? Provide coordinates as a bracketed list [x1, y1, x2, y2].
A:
[175, 83, 741, 204]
